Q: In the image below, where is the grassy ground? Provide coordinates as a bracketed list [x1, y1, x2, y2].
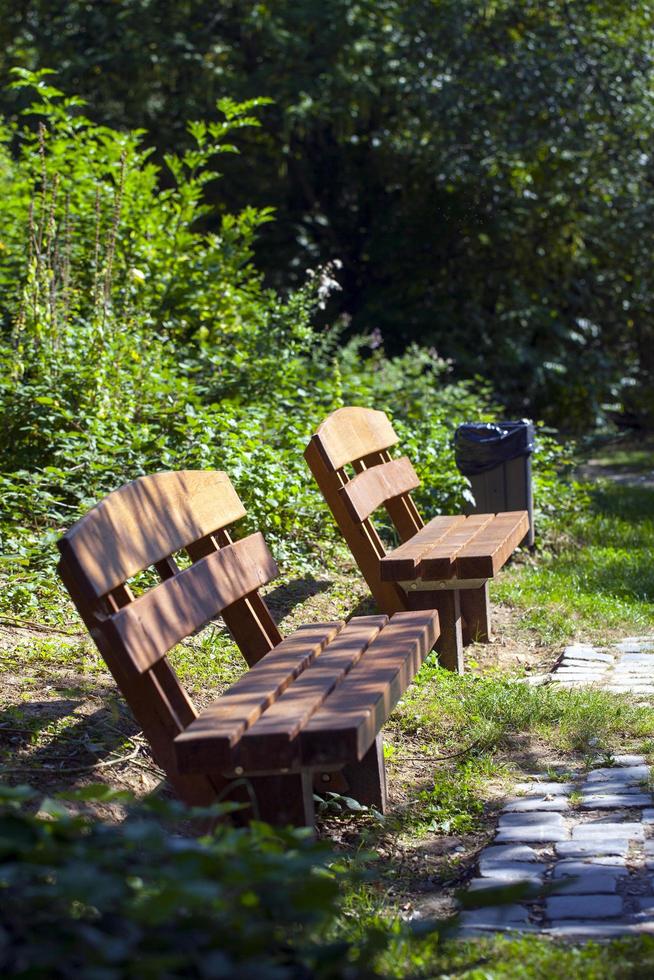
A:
[2, 446, 654, 975]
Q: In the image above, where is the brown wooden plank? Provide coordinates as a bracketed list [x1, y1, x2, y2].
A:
[304, 439, 408, 615]
[461, 582, 491, 644]
[312, 406, 400, 470]
[418, 514, 496, 580]
[174, 622, 344, 773]
[338, 457, 420, 524]
[105, 533, 278, 674]
[407, 588, 462, 672]
[300, 610, 439, 765]
[187, 528, 282, 666]
[380, 515, 466, 581]
[357, 450, 424, 541]
[58, 470, 247, 600]
[455, 511, 529, 578]
[237, 615, 388, 769]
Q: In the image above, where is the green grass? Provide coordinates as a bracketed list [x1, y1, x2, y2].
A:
[383, 933, 654, 978]
[494, 482, 654, 644]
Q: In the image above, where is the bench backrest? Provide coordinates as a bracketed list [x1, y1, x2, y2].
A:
[305, 407, 424, 613]
[57, 470, 282, 804]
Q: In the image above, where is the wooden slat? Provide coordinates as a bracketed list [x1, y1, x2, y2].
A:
[237, 615, 388, 769]
[187, 528, 282, 666]
[338, 457, 420, 524]
[304, 439, 408, 616]
[380, 515, 466, 580]
[312, 407, 400, 470]
[174, 622, 345, 773]
[356, 450, 424, 541]
[300, 610, 439, 765]
[58, 470, 247, 600]
[419, 514, 496, 579]
[105, 533, 278, 674]
[455, 511, 529, 578]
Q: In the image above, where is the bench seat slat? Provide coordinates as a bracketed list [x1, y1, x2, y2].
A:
[338, 457, 420, 524]
[380, 515, 466, 580]
[419, 515, 496, 579]
[174, 622, 344, 772]
[455, 511, 530, 578]
[300, 610, 439, 766]
[237, 615, 388, 769]
[106, 533, 278, 673]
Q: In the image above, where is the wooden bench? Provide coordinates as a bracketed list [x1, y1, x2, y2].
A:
[305, 407, 529, 673]
[57, 470, 439, 827]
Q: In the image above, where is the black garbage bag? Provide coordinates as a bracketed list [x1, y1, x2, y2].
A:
[454, 421, 534, 477]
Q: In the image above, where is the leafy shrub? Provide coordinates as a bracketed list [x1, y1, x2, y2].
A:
[0, 783, 393, 979]
[0, 72, 580, 622]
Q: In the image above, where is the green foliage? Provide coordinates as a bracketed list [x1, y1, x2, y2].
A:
[2, 72, 581, 623]
[4, 3, 654, 426]
[0, 783, 392, 978]
[395, 663, 654, 760]
[494, 482, 654, 643]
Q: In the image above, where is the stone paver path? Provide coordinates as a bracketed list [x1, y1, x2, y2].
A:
[459, 636, 654, 939]
[534, 636, 654, 697]
[460, 756, 654, 938]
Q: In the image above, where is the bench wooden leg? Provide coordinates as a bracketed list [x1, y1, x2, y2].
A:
[217, 773, 315, 828]
[407, 589, 464, 673]
[460, 582, 491, 644]
[250, 773, 315, 827]
[342, 734, 388, 813]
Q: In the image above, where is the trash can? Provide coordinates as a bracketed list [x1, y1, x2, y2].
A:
[454, 421, 535, 547]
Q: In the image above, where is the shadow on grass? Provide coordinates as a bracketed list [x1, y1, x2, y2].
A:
[263, 575, 333, 620]
[0, 699, 141, 792]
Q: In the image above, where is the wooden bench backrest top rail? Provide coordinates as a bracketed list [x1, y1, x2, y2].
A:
[59, 470, 247, 602]
[311, 406, 401, 471]
[175, 609, 439, 774]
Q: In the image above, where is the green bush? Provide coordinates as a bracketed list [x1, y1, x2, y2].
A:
[0, 783, 394, 978]
[0, 72, 580, 622]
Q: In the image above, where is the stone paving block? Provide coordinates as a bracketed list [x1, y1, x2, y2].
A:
[560, 658, 609, 669]
[552, 860, 628, 878]
[586, 766, 650, 784]
[563, 645, 610, 661]
[458, 905, 531, 930]
[499, 811, 565, 827]
[572, 822, 645, 841]
[514, 782, 574, 796]
[645, 842, 654, 856]
[581, 793, 652, 809]
[613, 755, 647, 766]
[478, 863, 547, 882]
[637, 897, 654, 913]
[642, 810, 654, 823]
[496, 826, 569, 843]
[469, 875, 543, 891]
[617, 653, 654, 663]
[578, 781, 649, 794]
[555, 840, 631, 858]
[503, 797, 570, 813]
[479, 844, 542, 864]
[544, 922, 637, 939]
[556, 875, 619, 895]
[546, 895, 623, 920]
